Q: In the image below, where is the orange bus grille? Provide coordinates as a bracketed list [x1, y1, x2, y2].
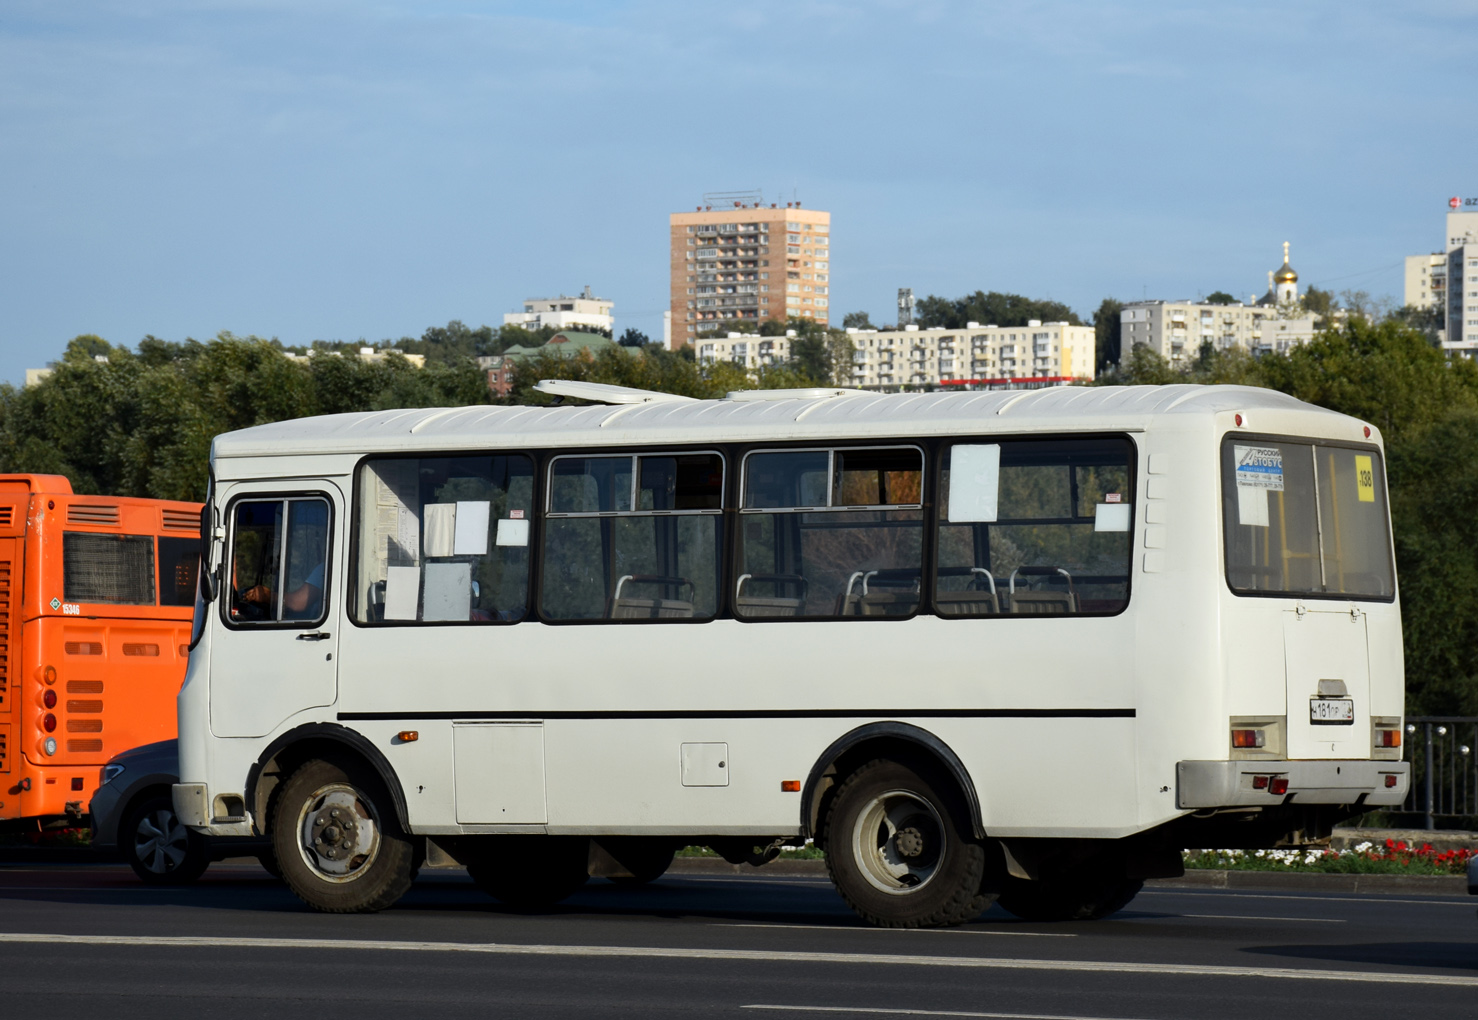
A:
[0, 729, 7, 771]
[66, 719, 102, 733]
[122, 643, 160, 656]
[64, 642, 102, 656]
[67, 505, 120, 526]
[67, 700, 102, 713]
[67, 740, 102, 753]
[0, 507, 11, 527]
[66, 680, 103, 694]
[0, 559, 9, 711]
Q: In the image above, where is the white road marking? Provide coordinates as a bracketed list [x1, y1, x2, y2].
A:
[717, 923, 1075, 938]
[1, 932, 1476, 987]
[1139, 889, 1474, 908]
[1177, 914, 1345, 923]
[745, 1007, 1144, 1019]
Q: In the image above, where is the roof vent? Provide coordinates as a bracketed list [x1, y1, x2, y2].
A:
[532, 380, 699, 405]
[161, 509, 198, 531]
[725, 388, 871, 402]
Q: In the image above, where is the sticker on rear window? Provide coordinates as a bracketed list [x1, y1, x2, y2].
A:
[1234, 445, 1283, 529]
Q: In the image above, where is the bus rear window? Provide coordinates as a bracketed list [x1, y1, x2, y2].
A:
[63, 532, 157, 605]
[1221, 438, 1394, 600]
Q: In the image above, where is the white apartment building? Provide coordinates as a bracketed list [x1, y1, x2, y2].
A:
[1442, 208, 1478, 355]
[503, 286, 614, 334]
[848, 321, 1095, 390]
[1120, 244, 1317, 364]
[696, 333, 794, 370]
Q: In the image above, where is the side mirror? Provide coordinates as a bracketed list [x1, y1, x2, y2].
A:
[201, 565, 220, 603]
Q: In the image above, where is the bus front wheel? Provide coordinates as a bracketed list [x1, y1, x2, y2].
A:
[824, 758, 990, 928]
[272, 756, 415, 913]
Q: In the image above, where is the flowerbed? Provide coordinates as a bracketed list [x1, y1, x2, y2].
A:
[1184, 839, 1475, 875]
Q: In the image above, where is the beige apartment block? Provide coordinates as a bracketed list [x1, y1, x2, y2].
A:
[695, 334, 794, 370]
[669, 196, 830, 350]
[1121, 301, 1272, 363]
[1404, 253, 1447, 310]
[503, 286, 614, 334]
[845, 321, 1095, 391]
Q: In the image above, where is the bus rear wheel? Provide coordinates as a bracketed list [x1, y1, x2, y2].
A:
[824, 758, 990, 928]
[996, 873, 1144, 921]
[465, 836, 590, 907]
[272, 756, 415, 913]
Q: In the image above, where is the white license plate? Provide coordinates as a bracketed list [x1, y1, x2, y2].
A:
[1310, 697, 1354, 724]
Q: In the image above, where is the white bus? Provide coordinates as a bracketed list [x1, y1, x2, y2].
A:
[174, 382, 1409, 925]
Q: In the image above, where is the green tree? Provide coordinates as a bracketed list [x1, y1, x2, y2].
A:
[618, 327, 651, 348]
[1387, 303, 1444, 344]
[1092, 298, 1124, 374]
[916, 291, 1083, 330]
[843, 311, 875, 330]
[1204, 291, 1238, 305]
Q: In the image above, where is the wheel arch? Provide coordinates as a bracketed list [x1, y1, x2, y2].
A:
[800, 722, 984, 842]
[246, 723, 409, 837]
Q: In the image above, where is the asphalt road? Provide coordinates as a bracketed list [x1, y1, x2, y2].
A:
[2, 860, 1476, 1019]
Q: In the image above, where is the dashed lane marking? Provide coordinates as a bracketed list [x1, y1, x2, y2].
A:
[715, 922, 1075, 937]
[0, 932, 1475, 987]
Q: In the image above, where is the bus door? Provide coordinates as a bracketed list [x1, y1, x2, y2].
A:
[210, 486, 342, 739]
[1284, 607, 1371, 759]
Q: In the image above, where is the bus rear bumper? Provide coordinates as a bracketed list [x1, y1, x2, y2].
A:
[1177, 760, 1409, 810]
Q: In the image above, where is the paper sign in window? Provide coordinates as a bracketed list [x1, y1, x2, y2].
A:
[1094, 503, 1131, 532]
[1355, 455, 1375, 503]
[947, 445, 1000, 523]
[423, 562, 471, 621]
[496, 518, 530, 547]
[423, 503, 456, 557]
[1234, 445, 1281, 528]
[453, 501, 491, 555]
[383, 566, 420, 620]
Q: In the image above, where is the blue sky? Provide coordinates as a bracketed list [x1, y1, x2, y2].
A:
[1, 0, 1473, 385]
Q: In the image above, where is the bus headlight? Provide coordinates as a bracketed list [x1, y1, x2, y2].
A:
[44, 737, 57, 756]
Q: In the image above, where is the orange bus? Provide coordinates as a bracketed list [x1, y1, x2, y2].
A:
[0, 474, 201, 831]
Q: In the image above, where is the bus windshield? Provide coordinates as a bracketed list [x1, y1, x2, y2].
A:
[1221, 437, 1394, 600]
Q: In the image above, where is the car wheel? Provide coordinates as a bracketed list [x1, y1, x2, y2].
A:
[122, 793, 210, 885]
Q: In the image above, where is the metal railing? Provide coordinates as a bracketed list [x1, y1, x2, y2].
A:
[1401, 717, 1478, 829]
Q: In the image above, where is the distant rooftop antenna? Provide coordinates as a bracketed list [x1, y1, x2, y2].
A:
[581, 285, 593, 300]
[702, 189, 765, 209]
[897, 288, 916, 327]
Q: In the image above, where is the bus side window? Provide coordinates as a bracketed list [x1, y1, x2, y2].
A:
[354, 455, 534, 625]
[227, 497, 331, 625]
[736, 446, 923, 620]
[541, 453, 723, 622]
[935, 438, 1133, 617]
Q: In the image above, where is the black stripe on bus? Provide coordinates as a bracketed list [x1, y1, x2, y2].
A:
[336, 708, 1136, 721]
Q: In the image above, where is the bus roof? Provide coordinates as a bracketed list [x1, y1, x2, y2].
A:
[210, 384, 1362, 461]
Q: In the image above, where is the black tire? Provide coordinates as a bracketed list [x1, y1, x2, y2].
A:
[271, 756, 415, 913]
[996, 874, 1144, 921]
[600, 838, 677, 886]
[823, 758, 990, 928]
[465, 836, 590, 907]
[121, 793, 210, 885]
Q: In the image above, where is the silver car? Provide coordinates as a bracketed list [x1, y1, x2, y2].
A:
[90, 740, 274, 884]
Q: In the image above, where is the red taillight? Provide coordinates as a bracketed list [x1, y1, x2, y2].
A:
[42, 689, 56, 709]
[1384, 775, 1398, 788]
[1376, 729, 1401, 748]
[1252, 775, 1269, 789]
[1269, 777, 1289, 795]
[1231, 729, 1264, 749]
[42, 713, 57, 732]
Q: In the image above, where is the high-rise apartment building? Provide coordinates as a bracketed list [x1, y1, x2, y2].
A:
[1442, 205, 1478, 354]
[669, 193, 830, 349]
[1404, 253, 1447, 310]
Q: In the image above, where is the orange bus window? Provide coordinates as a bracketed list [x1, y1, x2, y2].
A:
[122, 643, 160, 657]
[64, 642, 102, 656]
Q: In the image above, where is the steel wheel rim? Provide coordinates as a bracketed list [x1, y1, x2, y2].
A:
[133, 808, 188, 874]
[295, 782, 381, 884]
[850, 788, 945, 894]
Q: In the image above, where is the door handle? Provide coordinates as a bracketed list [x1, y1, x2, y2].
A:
[296, 631, 332, 641]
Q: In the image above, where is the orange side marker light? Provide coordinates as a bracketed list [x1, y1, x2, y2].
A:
[780, 780, 800, 793]
[396, 731, 419, 743]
